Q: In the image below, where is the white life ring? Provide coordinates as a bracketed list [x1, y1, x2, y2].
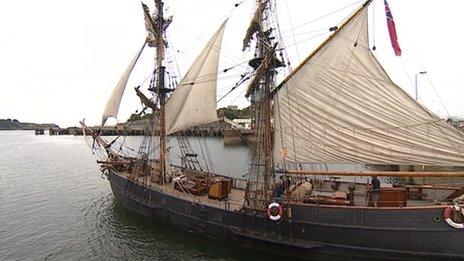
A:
[267, 202, 283, 221]
[443, 205, 464, 229]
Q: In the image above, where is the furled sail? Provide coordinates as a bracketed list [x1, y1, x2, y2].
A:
[165, 20, 227, 135]
[135, 86, 157, 111]
[274, 4, 464, 166]
[242, 0, 267, 51]
[142, 2, 157, 47]
[101, 42, 146, 126]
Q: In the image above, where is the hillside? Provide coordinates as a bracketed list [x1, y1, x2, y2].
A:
[0, 119, 59, 130]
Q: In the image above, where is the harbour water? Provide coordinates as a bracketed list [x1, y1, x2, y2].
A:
[0, 131, 277, 260]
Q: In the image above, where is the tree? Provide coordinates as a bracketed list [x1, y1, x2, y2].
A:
[217, 106, 251, 120]
[127, 112, 155, 123]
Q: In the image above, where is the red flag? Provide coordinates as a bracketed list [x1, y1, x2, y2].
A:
[384, 0, 402, 56]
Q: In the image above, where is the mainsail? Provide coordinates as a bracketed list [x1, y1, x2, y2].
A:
[101, 42, 146, 126]
[165, 20, 227, 135]
[274, 4, 464, 166]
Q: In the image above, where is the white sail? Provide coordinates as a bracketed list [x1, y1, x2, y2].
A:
[165, 20, 227, 135]
[274, 6, 464, 166]
[101, 42, 146, 126]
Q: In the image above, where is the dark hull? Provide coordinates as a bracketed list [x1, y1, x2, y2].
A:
[108, 170, 464, 260]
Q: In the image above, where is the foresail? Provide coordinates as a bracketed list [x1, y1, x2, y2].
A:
[165, 20, 227, 135]
[101, 42, 146, 126]
[274, 5, 464, 166]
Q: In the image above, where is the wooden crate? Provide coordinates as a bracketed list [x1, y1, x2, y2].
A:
[208, 179, 230, 200]
[368, 188, 407, 207]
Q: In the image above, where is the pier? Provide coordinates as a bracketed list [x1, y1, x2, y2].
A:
[48, 118, 254, 145]
[49, 127, 150, 136]
[49, 126, 251, 138]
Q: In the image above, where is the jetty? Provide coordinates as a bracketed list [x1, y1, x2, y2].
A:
[49, 117, 254, 145]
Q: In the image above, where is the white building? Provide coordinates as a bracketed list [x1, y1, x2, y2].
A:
[232, 118, 251, 129]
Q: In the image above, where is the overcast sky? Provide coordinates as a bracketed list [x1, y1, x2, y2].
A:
[1, 0, 463, 127]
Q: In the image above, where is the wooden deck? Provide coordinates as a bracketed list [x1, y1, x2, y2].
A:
[123, 172, 246, 211]
[119, 170, 458, 211]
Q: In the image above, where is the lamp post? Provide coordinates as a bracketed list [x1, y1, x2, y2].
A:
[415, 71, 427, 101]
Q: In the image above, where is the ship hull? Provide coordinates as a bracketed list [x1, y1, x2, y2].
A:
[108, 170, 464, 260]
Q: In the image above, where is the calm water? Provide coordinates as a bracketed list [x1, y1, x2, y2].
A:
[0, 131, 279, 260]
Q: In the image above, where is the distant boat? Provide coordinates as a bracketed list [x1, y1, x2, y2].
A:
[34, 128, 44, 135]
[82, 0, 464, 259]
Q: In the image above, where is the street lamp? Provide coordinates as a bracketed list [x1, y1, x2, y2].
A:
[415, 71, 427, 101]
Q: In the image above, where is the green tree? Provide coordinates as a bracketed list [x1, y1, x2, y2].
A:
[217, 106, 251, 120]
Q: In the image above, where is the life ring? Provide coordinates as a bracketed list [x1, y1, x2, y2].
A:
[267, 202, 283, 221]
[443, 205, 464, 229]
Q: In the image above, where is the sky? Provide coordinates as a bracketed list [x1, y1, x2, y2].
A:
[1, 0, 463, 127]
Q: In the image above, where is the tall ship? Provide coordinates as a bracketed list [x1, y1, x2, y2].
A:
[82, 0, 464, 259]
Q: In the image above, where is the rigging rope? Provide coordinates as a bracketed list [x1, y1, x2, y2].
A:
[284, 0, 300, 61]
[282, 0, 364, 33]
[217, 71, 252, 102]
[391, 18, 464, 147]
[371, 0, 376, 51]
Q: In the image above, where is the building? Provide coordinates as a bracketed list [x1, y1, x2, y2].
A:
[232, 118, 251, 129]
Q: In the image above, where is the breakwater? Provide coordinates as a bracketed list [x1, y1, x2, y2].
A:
[49, 127, 222, 137]
[48, 126, 255, 145]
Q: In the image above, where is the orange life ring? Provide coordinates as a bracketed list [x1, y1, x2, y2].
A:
[443, 205, 464, 229]
[267, 202, 283, 221]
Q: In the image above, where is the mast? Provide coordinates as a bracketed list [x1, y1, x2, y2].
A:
[256, 9, 273, 200]
[244, 0, 282, 207]
[155, 0, 166, 185]
[255, 0, 270, 201]
[262, 66, 272, 199]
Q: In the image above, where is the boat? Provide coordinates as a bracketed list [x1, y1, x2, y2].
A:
[34, 128, 44, 135]
[82, 0, 464, 259]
